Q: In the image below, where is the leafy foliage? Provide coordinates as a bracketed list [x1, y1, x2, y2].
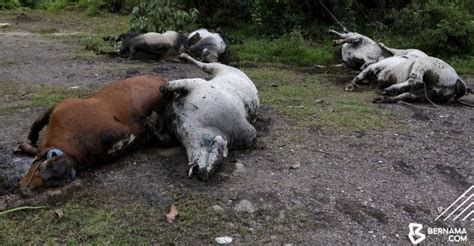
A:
[129, 0, 198, 33]
[0, 0, 20, 9]
[385, 1, 474, 56]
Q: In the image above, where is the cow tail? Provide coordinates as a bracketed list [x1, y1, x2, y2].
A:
[27, 106, 54, 145]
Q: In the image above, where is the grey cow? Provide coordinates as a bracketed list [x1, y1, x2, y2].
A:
[160, 53, 259, 178]
[328, 29, 385, 70]
[118, 31, 187, 59]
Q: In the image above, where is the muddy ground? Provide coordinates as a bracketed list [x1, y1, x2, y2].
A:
[0, 14, 473, 244]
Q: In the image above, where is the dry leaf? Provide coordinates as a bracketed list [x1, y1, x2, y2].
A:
[54, 209, 64, 219]
[166, 204, 178, 223]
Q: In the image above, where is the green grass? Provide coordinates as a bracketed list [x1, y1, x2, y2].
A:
[0, 10, 130, 35]
[244, 68, 401, 131]
[0, 192, 231, 244]
[0, 82, 91, 114]
[231, 31, 336, 67]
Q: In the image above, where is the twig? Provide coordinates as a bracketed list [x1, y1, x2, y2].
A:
[301, 147, 344, 160]
[0, 206, 48, 216]
[397, 101, 442, 110]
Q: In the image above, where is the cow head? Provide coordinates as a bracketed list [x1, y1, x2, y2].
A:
[19, 148, 76, 193]
[201, 48, 219, 63]
[188, 135, 228, 180]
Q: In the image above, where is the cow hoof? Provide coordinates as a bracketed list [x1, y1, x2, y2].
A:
[345, 84, 356, 92]
[188, 164, 198, 178]
[373, 96, 388, 103]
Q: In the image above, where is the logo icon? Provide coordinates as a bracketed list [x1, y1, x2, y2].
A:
[408, 223, 426, 244]
[435, 185, 474, 221]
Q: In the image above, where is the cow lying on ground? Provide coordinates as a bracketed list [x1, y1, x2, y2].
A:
[328, 29, 384, 70]
[186, 28, 227, 63]
[347, 52, 469, 103]
[160, 53, 259, 179]
[378, 43, 427, 58]
[16, 75, 169, 192]
[117, 31, 187, 60]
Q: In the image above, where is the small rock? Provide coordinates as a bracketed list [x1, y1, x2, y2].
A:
[289, 163, 300, 169]
[314, 99, 324, 103]
[234, 199, 256, 213]
[278, 210, 286, 220]
[271, 235, 278, 241]
[224, 222, 235, 229]
[233, 161, 245, 175]
[211, 205, 224, 212]
[437, 206, 444, 213]
[53, 209, 64, 219]
[215, 236, 233, 244]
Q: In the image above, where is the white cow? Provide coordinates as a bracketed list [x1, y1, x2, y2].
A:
[161, 53, 259, 178]
[187, 28, 227, 62]
[328, 29, 384, 70]
[348, 53, 468, 103]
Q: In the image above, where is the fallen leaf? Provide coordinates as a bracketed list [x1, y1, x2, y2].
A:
[166, 204, 178, 223]
[54, 209, 64, 219]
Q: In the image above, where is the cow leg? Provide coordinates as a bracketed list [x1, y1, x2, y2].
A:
[383, 81, 412, 96]
[346, 64, 377, 91]
[179, 53, 226, 76]
[373, 89, 426, 103]
[327, 29, 347, 38]
[14, 143, 38, 156]
[160, 78, 201, 98]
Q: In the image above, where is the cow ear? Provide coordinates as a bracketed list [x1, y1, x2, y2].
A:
[214, 136, 228, 158]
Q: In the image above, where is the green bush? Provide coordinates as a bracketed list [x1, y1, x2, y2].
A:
[386, 1, 474, 56]
[0, 0, 20, 9]
[129, 0, 198, 33]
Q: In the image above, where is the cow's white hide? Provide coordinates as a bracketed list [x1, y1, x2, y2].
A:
[162, 53, 259, 177]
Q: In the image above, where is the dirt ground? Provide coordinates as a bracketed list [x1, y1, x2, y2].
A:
[0, 15, 473, 244]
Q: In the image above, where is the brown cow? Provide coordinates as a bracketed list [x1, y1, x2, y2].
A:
[17, 75, 169, 192]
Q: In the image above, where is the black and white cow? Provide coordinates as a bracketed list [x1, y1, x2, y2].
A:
[160, 53, 259, 178]
[328, 29, 384, 70]
[117, 31, 187, 59]
[348, 52, 468, 103]
[186, 28, 227, 63]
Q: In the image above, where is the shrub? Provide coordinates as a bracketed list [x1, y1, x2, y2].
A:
[0, 0, 20, 9]
[129, 0, 198, 33]
[386, 1, 474, 56]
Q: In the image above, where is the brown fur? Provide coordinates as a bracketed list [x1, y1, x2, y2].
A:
[19, 75, 168, 189]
